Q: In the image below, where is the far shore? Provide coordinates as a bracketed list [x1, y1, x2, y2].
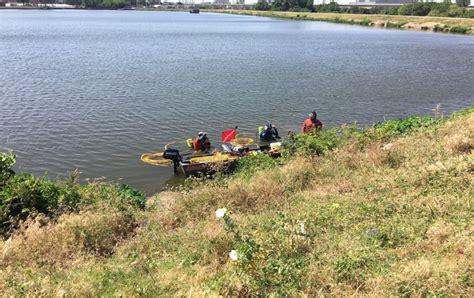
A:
[2, 6, 473, 35]
[207, 10, 474, 35]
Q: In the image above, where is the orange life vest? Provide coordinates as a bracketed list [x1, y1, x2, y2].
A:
[302, 118, 314, 134]
[192, 137, 201, 151]
[193, 137, 211, 151]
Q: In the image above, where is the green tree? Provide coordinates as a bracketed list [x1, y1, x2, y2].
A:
[315, 2, 340, 12]
[456, 0, 470, 7]
[254, 0, 270, 11]
[448, 4, 464, 16]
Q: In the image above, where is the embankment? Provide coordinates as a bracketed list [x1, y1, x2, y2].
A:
[0, 108, 473, 295]
[209, 10, 474, 35]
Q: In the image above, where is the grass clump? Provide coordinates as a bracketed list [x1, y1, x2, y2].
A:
[450, 25, 470, 34]
[1, 107, 473, 296]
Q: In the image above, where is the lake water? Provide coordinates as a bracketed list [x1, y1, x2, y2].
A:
[1, 10, 473, 193]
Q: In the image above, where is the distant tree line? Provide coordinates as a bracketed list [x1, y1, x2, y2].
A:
[254, 0, 474, 18]
[15, 0, 156, 9]
[66, 0, 135, 8]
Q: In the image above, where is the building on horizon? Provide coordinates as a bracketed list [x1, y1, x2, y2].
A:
[313, 0, 467, 5]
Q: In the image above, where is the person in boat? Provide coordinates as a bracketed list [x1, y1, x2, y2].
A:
[301, 111, 323, 134]
[260, 121, 280, 141]
[192, 131, 211, 152]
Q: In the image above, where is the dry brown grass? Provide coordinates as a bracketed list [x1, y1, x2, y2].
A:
[1, 211, 137, 269]
[444, 113, 474, 154]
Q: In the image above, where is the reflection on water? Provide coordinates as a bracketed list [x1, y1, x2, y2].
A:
[0, 10, 473, 193]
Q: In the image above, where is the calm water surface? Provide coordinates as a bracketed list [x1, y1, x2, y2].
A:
[1, 10, 473, 193]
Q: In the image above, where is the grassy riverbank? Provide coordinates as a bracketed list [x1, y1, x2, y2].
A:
[1, 108, 473, 295]
[210, 10, 474, 34]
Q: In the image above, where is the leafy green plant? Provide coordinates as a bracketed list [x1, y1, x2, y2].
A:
[359, 17, 372, 26]
[117, 184, 146, 210]
[450, 25, 470, 34]
[284, 128, 342, 156]
[0, 174, 81, 235]
[0, 152, 145, 237]
[0, 151, 16, 184]
[369, 116, 444, 140]
[233, 153, 281, 179]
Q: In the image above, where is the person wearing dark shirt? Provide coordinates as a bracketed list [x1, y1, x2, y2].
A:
[260, 121, 280, 141]
[192, 131, 211, 152]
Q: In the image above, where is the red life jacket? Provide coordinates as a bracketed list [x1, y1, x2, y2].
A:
[192, 138, 201, 151]
[302, 118, 313, 134]
[193, 137, 210, 151]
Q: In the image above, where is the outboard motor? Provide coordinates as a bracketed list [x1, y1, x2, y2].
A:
[163, 149, 182, 173]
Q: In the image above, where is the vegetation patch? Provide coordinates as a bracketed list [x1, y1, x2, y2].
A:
[450, 25, 470, 34]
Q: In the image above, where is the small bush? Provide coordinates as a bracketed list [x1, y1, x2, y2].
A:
[450, 25, 470, 34]
[0, 152, 145, 237]
[0, 174, 81, 235]
[359, 17, 372, 26]
[234, 153, 281, 180]
[386, 21, 405, 28]
[433, 24, 444, 32]
[117, 184, 146, 210]
[284, 128, 342, 156]
[369, 116, 444, 140]
[0, 151, 16, 185]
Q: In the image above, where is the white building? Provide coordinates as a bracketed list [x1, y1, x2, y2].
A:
[5, 2, 26, 6]
[313, 0, 460, 4]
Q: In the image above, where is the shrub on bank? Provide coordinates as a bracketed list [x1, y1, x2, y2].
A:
[0, 152, 145, 237]
[233, 153, 281, 180]
[369, 115, 444, 140]
[450, 25, 470, 33]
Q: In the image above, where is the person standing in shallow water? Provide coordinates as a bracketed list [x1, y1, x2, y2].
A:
[260, 121, 280, 141]
[301, 111, 323, 134]
[192, 131, 211, 152]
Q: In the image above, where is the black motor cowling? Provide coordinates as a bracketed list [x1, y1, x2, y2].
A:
[163, 149, 182, 173]
[163, 148, 181, 161]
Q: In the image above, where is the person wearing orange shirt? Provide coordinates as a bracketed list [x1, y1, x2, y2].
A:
[301, 111, 323, 134]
